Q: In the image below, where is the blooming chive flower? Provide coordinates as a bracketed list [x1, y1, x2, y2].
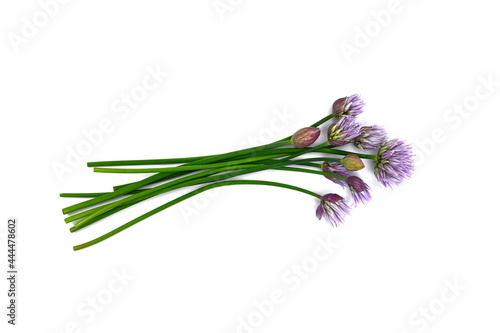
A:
[322, 161, 351, 188]
[346, 176, 371, 206]
[353, 125, 387, 150]
[332, 94, 366, 118]
[327, 117, 362, 146]
[374, 139, 415, 187]
[316, 194, 350, 227]
[290, 127, 321, 148]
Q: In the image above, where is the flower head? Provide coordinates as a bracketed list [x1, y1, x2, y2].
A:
[374, 139, 415, 187]
[322, 161, 351, 188]
[353, 125, 387, 150]
[290, 127, 320, 148]
[316, 193, 350, 227]
[332, 94, 365, 118]
[346, 176, 371, 206]
[327, 117, 361, 147]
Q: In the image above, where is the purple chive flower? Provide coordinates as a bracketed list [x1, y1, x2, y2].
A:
[353, 125, 387, 150]
[322, 161, 351, 188]
[327, 117, 362, 147]
[346, 176, 371, 206]
[374, 139, 415, 188]
[332, 94, 366, 118]
[316, 194, 350, 227]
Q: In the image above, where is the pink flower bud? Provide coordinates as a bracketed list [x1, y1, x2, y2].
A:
[341, 154, 365, 171]
[290, 127, 320, 148]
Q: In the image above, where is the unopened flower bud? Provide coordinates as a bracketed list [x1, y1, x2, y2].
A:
[341, 154, 365, 171]
[290, 127, 320, 148]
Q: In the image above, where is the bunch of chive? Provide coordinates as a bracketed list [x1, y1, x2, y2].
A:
[61, 94, 414, 251]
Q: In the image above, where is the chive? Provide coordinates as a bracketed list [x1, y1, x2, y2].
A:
[73, 179, 321, 251]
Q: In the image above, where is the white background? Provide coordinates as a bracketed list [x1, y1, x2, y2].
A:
[1, 1, 499, 332]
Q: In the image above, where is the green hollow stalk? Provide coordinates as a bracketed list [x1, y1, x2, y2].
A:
[83, 114, 337, 195]
[68, 142, 332, 226]
[62, 172, 173, 214]
[70, 156, 343, 231]
[61, 162, 328, 223]
[87, 147, 295, 168]
[86, 114, 335, 168]
[65, 201, 118, 223]
[72, 179, 321, 251]
[92, 154, 287, 174]
[108, 149, 297, 191]
[61, 162, 323, 199]
[71, 157, 343, 231]
[63, 115, 362, 215]
[64, 194, 147, 223]
[63, 140, 332, 214]
[109, 146, 373, 191]
[88, 156, 201, 167]
[326, 147, 376, 160]
[72, 201, 138, 227]
[62, 139, 291, 215]
[106, 142, 332, 195]
[63, 163, 339, 223]
[60, 190, 144, 198]
[109, 149, 314, 191]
